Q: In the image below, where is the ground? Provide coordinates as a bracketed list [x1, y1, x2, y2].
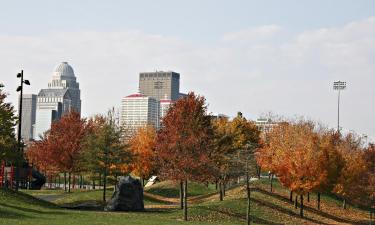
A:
[0, 178, 372, 225]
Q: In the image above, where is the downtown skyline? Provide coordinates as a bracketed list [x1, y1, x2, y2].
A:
[0, 0, 374, 141]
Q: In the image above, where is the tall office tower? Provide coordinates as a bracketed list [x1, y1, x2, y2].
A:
[33, 62, 81, 139]
[139, 71, 180, 101]
[48, 62, 81, 114]
[121, 92, 159, 135]
[20, 94, 37, 142]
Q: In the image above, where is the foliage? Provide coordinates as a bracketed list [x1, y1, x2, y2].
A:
[155, 92, 215, 183]
[27, 111, 90, 175]
[0, 84, 19, 162]
[128, 125, 157, 181]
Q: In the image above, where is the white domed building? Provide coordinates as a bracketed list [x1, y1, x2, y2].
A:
[33, 62, 81, 139]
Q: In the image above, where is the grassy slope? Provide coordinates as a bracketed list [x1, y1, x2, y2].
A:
[145, 181, 216, 198]
[1, 179, 372, 225]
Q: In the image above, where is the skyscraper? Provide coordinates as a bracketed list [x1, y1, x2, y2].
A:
[139, 71, 180, 101]
[33, 62, 81, 139]
[121, 92, 159, 135]
[20, 94, 37, 142]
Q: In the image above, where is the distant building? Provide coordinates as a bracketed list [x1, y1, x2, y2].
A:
[159, 95, 173, 127]
[255, 118, 278, 134]
[33, 62, 81, 139]
[139, 71, 180, 101]
[121, 92, 159, 135]
[20, 94, 37, 142]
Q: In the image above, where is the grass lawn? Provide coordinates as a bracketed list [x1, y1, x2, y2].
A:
[1, 178, 372, 225]
[145, 181, 216, 198]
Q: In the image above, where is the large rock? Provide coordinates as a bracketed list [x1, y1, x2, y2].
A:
[30, 169, 46, 190]
[105, 176, 144, 211]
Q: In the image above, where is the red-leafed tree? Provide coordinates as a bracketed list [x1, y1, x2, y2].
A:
[27, 111, 90, 192]
[155, 92, 215, 221]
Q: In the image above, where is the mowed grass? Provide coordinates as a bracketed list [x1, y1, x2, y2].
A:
[1, 179, 372, 225]
[145, 180, 216, 198]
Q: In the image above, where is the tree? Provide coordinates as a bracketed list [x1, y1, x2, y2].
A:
[211, 116, 235, 201]
[82, 109, 131, 202]
[257, 121, 328, 217]
[333, 133, 368, 209]
[128, 125, 156, 186]
[27, 111, 90, 192]
[155, 92, 215, 221]
[0, 84, 19, 164]
[230, 112, 261, 225]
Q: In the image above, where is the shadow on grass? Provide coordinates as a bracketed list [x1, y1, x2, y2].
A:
[0, 202, 67, 216]
[252, 187, 369, 225]
[0, 207, 32, 219]
[197, 205, 284, 225]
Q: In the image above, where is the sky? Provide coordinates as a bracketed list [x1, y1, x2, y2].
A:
[0, 0, 374, 141]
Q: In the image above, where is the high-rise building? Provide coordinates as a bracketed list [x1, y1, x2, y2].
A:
[139, 71, 180, 101]
[33, 62, 81, 139]
[20, 94, 37, 142]
[159, 95, 173, 127]
[121, 92, 159, 134]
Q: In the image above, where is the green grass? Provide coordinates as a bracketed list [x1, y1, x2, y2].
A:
[2, 179, 372, 225]
[145, 181, 216, 198]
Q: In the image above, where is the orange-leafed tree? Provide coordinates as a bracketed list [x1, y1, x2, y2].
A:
[333, 133, 368, 209]
[155, 92, 215, 221]
[128, 125, 157, 186]
[257, 121, 329, 217]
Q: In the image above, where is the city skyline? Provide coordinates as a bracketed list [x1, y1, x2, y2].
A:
[0, 1, 374, 141]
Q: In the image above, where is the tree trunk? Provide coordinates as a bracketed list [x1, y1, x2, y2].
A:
[317, 192, 321, 210]
[246, 169, 251, 225]
[342, 199, 346, 209]
[290, 190, 293, 202]
[219, 180, 223, 201]
[64, 172, 67, 192]
[215, 180, 218, 190]
[183, 180, 188, 221]
[307, 192, 310, 202]
[179, 181, 184, 209]
[223, 181, 226, 197]
[93, 179, 95, 190]
[300, 195, 304, 218]
[103, 172, 107, 202]
[295, 195, 298, 209]
[270, 174, 274, 192]
[68, 173, 71, 193]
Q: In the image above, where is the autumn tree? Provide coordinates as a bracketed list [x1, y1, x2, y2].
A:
[211, 116, 234, 201]
[82, 109, 131, 202]
[128, 125, 156, 186]
[258, 120, 329, 217]
[155, 92, 215, 221]
[27, 111, 90, 192]
[333, 133, 368, 209]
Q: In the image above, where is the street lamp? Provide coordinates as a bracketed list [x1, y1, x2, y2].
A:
[16, 70, 30, 148]
[15, 70, 30, 190]
[333, 81, 346, 133]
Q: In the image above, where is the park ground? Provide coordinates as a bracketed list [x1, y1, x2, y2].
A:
[0, 178, 371, 225]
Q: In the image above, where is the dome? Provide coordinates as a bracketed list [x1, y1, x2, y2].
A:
[53, 62, 75, 77]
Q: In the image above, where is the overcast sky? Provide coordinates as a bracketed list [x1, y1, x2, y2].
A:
[0, 0, 374, 141]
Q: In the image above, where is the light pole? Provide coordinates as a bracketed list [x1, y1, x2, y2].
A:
[333, 81, 346, 133]
[16, 70, 30, 190]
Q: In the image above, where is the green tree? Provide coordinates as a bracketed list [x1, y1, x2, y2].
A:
[0, 84, 19, 163]
[82, 109, 131, 202]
